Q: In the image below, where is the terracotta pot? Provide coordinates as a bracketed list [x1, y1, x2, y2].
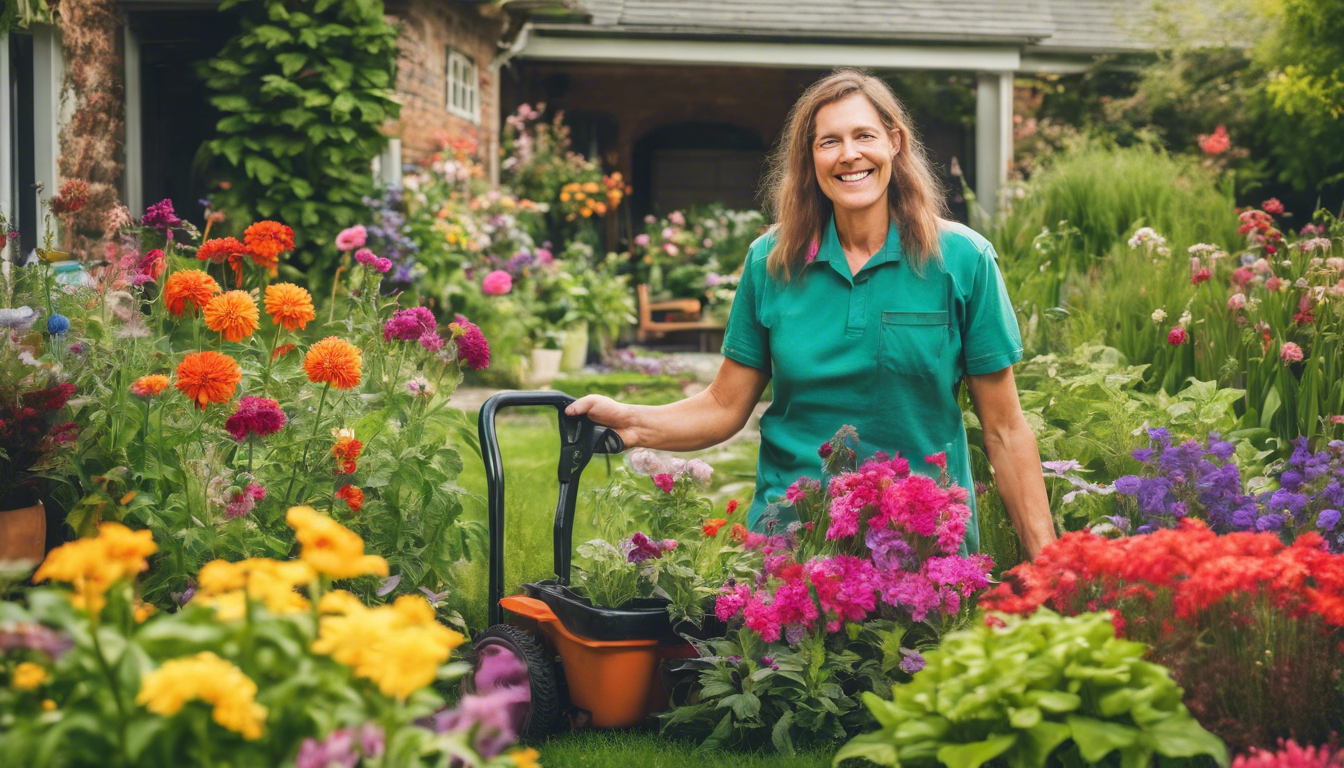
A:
[0, 502, 47, 563]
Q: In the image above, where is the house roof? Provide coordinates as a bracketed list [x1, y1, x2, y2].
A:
[540, 0, 1148, 53]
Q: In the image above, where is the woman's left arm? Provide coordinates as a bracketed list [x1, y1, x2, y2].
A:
[965, 367, 1057, 559]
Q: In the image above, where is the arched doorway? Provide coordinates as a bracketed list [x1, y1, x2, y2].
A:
[632, 122, 767, 219]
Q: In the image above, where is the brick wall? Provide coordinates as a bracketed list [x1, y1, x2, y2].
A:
[385, 1, 504, 166]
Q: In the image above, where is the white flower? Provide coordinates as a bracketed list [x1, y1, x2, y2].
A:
[1188, 243, 1221, 255]
[686, 459, 713, 484]
[1156, 246, 1172, 257]
[1179, 310, 1192, 327]
[0, 306, 37, 330]
[1128, 227, 1167, 250]
[1151, 308, 1167, 323]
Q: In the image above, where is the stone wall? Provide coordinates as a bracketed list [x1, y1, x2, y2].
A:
[386, 1, 504, 166]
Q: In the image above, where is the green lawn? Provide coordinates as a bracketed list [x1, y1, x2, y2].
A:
[537, 730, 834, 768]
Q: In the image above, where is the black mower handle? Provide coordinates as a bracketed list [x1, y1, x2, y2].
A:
[479, 391, 626, 627]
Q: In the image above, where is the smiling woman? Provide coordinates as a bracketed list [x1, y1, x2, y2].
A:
[568, 69, 1057, 559]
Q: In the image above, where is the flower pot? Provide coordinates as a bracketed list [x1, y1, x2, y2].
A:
[530, 348, 564, 385]
[0, 502, 46, 563]
[560, 321, 589, 372]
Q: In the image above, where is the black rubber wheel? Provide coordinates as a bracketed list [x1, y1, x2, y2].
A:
[467, 624, 563, 741]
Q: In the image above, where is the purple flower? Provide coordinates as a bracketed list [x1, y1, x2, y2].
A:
[899, 649, 926, 674]
[1255, 513, 1285, 532]
[1042, 460, 1084, 476]
[418, 331, 444, 352]
[1317, 509, 1341, 531]
[142, 199, 182, 231]
[432, 688, 524, 759]
[865, 527, 916, 572]
[358, 724, 384, 760]
[761, 656, 778, 670]
[383, 306, 437, 342]
[296, 729, 358, 768]
[0, 624, 74, 659]
[624, 532, 663, 564]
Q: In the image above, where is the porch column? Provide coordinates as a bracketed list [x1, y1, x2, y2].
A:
[2, 32, 12, 229]
[31, 24, 62, 222]
[974, 71, 1013, 221]
[123, 21, 144, 214]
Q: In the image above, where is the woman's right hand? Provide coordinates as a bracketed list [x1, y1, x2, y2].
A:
[565, 394, 641, 449]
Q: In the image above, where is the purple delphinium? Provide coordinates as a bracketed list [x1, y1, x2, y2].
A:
[1116, 432, 1344, 552]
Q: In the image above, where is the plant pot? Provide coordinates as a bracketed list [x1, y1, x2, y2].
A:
[560, 321, 589, 372]
[0, 502, 47, 563]
[530, 348, 564, 385]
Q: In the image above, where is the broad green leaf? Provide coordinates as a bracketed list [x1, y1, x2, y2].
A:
[833, 732, 900, 767]
[1066, 715, 1138, 763]
[935, 734, 1018, 768]
[771, 709, 796, 755]
[1142, 717, 1229, 764]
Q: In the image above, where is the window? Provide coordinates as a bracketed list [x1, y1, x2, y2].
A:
[446, 48, 478, 123]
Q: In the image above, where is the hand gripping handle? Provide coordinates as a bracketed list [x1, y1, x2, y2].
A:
[478, 391, 625, 627]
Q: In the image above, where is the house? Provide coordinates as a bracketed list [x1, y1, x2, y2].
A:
[501, 0, 1150, 223]
[1, 0, 1147, 258]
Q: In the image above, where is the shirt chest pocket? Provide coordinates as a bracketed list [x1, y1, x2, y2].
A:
[880, 310, 950, 379]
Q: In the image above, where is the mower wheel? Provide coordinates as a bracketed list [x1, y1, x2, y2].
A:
[467, 624, 563, 740]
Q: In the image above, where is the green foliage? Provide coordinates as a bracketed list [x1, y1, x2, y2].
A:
[550, 371, 689, 406]
[835, 610, 1229, 768]
[1257, 0, 1344, 191]
[663, 623, 913, 754]
[198, 0, 400, 284]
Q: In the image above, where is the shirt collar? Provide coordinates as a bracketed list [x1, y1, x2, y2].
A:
[812, 215, 905, 279]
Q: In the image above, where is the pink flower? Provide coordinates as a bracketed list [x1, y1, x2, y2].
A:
[383, 307, 437, 342]
[659, 538, 678, 552]
[419, 331, 444, 352]
[633, 234, 650, 247]
[373, 257, 393, 274]
[224, 397, 287, 441]
[818, 441, 833, 459]
[624, 532, 663, 563]
[661, 242, 678, 257]
[1265, 276, 1285, 292]
[354, 247, 377, 266]
[481, 270, 512, 295]
[653, 473, 674, 493]
[1262, 198, 1285, 216]
[1190, 268, 1212, 285]
[1330, 415, 1344, 425]
[1231, 267, 1254, 286]
[785, 477, 818, 505]
[669, 211, 686, 226]
[449, 314, 491, 370]
[924, 452, 947, 471]
[715, 583, 751, 622]
[1280, 341, 1304, 363]
[1167, 326, 1188, 346]
[1227, 293, 1247, 311]
[335, 225, 367, 252]
[1198, 125, 1229, 155]
[225, 483, 266, 519]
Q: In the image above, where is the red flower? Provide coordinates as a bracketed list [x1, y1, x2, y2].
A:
[725, 499, 739, 516]
[332, 435, 363, 475]
[1190, 268, 1212, 285]
[1262, 198, 1285, 215]
[652, 473, 674, 493]
[703, 518, 727, 537]
[335, 484, 364, 514]
[1197, 125, 1230, 155]
[224, 397, 287, 441]
[818, 442, 833, 459]
[1167, 326, 1188, 346]
[23, 383, 76, 412]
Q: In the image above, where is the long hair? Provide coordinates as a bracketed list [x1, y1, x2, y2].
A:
[762, 69, 948, 281]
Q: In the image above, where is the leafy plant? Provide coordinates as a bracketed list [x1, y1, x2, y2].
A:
[835, 609, 1229, 768]
[198, 0, 400, 285]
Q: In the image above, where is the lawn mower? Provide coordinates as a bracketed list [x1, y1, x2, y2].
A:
[467, 391, 706, 739]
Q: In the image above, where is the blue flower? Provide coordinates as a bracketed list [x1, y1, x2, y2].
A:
[46, 313, 70, 335]
[1316, 509, 1340, 531]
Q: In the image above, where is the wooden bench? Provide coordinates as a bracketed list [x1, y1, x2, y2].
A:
[636, 283, 725, 351]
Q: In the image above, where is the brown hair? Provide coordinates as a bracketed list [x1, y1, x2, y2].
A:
[762, 68, 948, 280]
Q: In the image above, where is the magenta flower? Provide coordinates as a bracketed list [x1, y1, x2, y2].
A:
[224, 397, 287, 441]
[354, 247, 377, 266]
[142, 199, 182, 231]
[418, 331, 444, 352]
[1167, 326, 1188, 346]
[335, 225, 367, 252]
[818, 441, 833, 459]
[652, 473, 674, 493]
[924, 451, 947, 471]
[224, 483, 266, 519]
[1227, 293, 1247, 311]
[449, 314, 490, 370]
[482, 270, 512, 295]
[383, 306, 436, 342]
[624, 532, 663, 563]
[1281, 341, 1304, 363]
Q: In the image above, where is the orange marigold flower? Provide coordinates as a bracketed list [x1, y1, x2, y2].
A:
[175, 351, 241, 409]
[335, 484, 364, 514]
[243, 221, 293, 275]
[264, 283, 316, 331]
[332, 431, 363, 475]
[203, 291, 260, 342]
[729, 524, 748, 543]
[197, 237, 251, 286]
[130, 374, 171, 397]
[703, 518, 727, 537]
[304, 337, 362, 389]
[163, 269, 221, 316]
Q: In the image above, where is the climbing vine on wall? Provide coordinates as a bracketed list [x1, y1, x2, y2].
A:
[199, 0, 401, 284]
[56, 0, 126, 252]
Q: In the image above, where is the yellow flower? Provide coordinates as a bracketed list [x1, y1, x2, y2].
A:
[510, 747, 541, 768]
[13, 662, 47, 690]
[285, 506, 387, 580]
[313, 594, 464, 700]
[41, 699, 56, 711]
[133, 600, 157, 623]
[136, 652, 267, 740]
[33, 523, 157, 615]
[194, 558, 315, 619]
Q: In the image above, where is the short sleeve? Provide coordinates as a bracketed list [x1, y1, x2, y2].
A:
[961, 243, 1023, 375]
[721, 255, 769, 371]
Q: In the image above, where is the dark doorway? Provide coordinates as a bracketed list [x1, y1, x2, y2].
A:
[8, 32, 36, 261]
[128, 9, 240, 227]
[632, 122, 767, 220]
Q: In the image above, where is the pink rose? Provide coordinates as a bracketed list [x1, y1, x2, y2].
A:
[335, 225, 367, 252]
[482, 270, 512, 295]
[1280, 342, 1304, 363]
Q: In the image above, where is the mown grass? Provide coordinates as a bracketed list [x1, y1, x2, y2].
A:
[536, 730, 834, 768]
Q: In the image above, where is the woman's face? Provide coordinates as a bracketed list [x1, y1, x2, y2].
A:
[811, 93, 900, 214]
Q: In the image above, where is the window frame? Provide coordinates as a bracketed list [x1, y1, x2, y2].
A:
[445, 47, 479, 124]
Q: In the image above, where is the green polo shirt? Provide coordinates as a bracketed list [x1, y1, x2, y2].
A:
[721, 216, 1022, 553]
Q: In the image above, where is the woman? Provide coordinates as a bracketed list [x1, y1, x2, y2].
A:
[568, 69, 1057, 558]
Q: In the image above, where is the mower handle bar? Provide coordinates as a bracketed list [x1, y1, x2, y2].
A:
[478, 391, 625, 627]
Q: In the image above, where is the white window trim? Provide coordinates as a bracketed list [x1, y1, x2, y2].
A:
[445, 47, 479, 124]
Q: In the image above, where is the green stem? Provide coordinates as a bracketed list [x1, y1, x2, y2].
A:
[285, 383, 330, 505]
[261, 324, 283, 397]
[89, 626, 131, 765]
[138, 400, 150, 477]
[192, 714, 217, 768]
